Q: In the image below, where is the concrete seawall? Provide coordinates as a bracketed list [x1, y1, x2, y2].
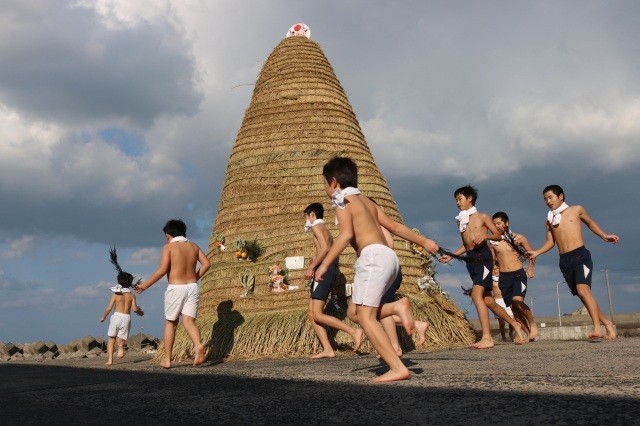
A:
[469, 312, 640, 340]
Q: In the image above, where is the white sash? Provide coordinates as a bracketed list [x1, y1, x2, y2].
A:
[455, 206, 477, 232]
[304, 218, 325, 233]
[547, 203, 569, 226]
[331, 187, 361, 210]
[110, 284, 131, 293]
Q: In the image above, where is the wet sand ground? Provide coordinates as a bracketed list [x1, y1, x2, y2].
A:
[1, 338, 639, 425]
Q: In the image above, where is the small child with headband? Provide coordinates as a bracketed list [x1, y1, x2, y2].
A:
[100, 248, 144, 365]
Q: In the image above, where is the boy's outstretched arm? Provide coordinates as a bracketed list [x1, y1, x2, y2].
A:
[517, 234, 536, 278]
[196, 247, 211, 280]
[315, 208, 353, 281]
[131, 294, 144, 317]
[439, 245, 466, 264]
[376, 208, 439, 254]
[527, 222, 555, 260]
[100, 294, 116, 322]
[579, 206, 620, 243]
[136, 244, 171, 293]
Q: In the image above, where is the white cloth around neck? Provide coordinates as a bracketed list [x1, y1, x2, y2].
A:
[110, 284, 131, 293]
[170, 236, 188, 243]
[547, 203, 569, 226]
[304, 218, 325, 233]
[455, 206, 477, 232]
[331, 187, 361, 210]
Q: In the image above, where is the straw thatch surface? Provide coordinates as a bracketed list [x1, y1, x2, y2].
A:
[167, 35, 474, 361]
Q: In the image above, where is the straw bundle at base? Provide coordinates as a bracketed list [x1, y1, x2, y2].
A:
[160, 291, 474, 361]
[163, 29, 474, 363]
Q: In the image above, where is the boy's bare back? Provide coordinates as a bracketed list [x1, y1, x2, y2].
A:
[342, 194, 387, 254]
[113, 292, 136, 314]
[164, 241, 208, 284]
[102, 291, 143, 321]
[312, 224, 333, 253]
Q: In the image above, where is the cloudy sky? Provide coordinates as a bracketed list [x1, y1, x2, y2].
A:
[1, 0, 638, 344]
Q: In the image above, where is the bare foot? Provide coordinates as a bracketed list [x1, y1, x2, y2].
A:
[372, 368, 410, 383]
[396, 298, 415, 335]
[528, 324, 539, 342]
[117, 347, 125, 359]
[193, 346, 206, 367]
[512, 323, 528, 345]
[589, 325, 604, 340]
[415, 320, 429, 346]
[603, 321, 617, 340]
[160, 361, 171, 369]
[471, 337, 494, 349]
[311, 350, 336, 359]
[352, 328, 364, 352]
[105, 360, 113, 366]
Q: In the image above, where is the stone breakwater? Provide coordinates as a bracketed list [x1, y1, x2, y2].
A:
[0, 333, 158, 362]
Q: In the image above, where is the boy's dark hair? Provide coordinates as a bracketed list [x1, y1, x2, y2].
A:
[322, 157, 358, 188]
[492, 211, 509, 222]
[109, 247, 137, 288]
[163, 219, 187, 237]
[304, 203, 324, 219]
[117, 272, 135, 287]
[543, 185, 565, 200]
[454, 185, 478, 205]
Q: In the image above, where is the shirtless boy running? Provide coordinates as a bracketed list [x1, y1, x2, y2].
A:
[348, 199, 431, 356]
[100, 248, 144, 365]
[315, 157, 438, 382]
[490, 211, 538, 341]
[439, 185, 526, 348]
[136, 219, 211, 367]
[303, 202, 363, 358]
[528, 185, 619, 340]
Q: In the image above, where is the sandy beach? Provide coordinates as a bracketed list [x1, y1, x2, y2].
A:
[1, 338, 638, 425]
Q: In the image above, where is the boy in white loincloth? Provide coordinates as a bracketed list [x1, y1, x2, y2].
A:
[315, 157, 438, 382]
[100, 248, 144, 365]
[136, 219, 211, 368]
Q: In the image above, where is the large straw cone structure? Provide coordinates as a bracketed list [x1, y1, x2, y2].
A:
[169, 33, 474, 361]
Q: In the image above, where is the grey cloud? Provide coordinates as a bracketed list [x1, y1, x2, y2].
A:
[0, 0, 202, 126]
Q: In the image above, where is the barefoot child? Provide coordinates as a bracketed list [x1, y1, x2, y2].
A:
[303, 202, 363, 358]
[527, 185, 619, 340]
[315, 157, 438, 382]
[491, 212, 538, 341]
[136, 219, 211, 368]
[100, 248, 144, 365]
[439, 185, 526, 348]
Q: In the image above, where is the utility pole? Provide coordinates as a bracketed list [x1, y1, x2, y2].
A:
[602, 269, 615, 324]
[556, 280, 563, 327]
